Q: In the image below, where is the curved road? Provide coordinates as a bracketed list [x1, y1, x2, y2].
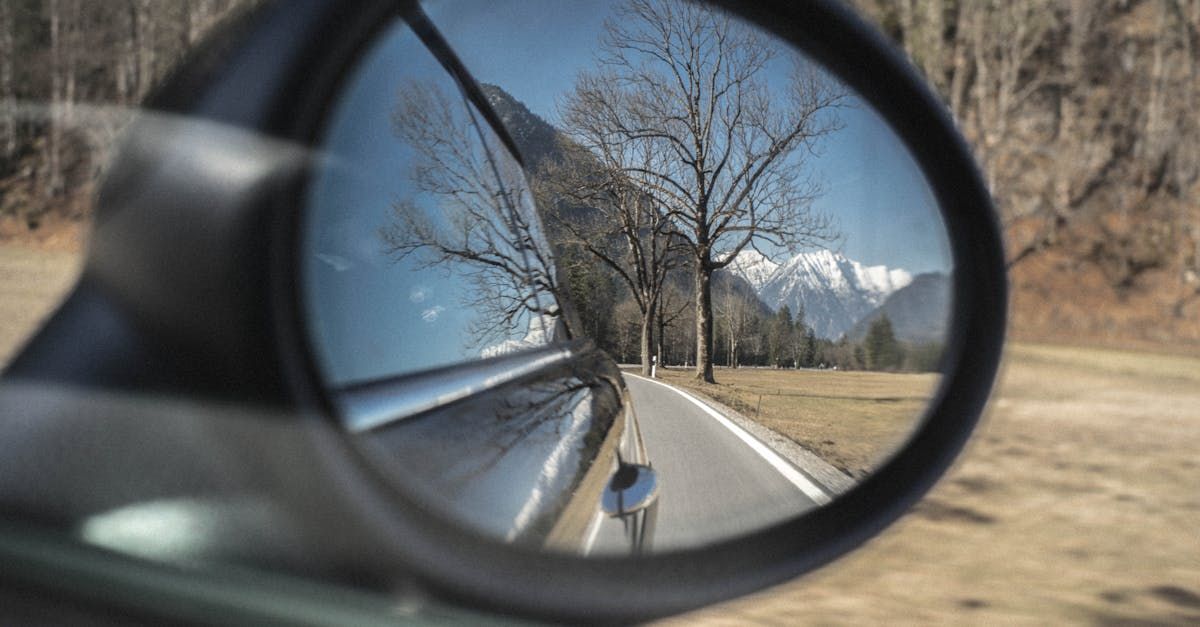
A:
[589, 373, 834, 553]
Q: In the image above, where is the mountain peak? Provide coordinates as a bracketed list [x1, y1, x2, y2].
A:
[723, 248, 914, 339]
[478, 83, 560, 168]
[719, 249, 781, 292]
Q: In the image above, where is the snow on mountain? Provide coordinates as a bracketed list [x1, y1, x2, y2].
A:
[480, 313, 558, 359]
[719, 249, 780, 291]
[723, 249, 912, 340]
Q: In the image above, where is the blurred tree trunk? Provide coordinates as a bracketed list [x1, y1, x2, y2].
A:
[43, 0, 82, 200]
[947, 2, 972, 126]
[0, 1, 14, 160]
[186, 0, 215, 45]
[45, 0, 64, 197]
[135, 0, 156, 102]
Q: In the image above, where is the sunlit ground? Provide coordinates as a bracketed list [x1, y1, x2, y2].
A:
[0, 243, 81, 368]
[660, 343, 1200, 625]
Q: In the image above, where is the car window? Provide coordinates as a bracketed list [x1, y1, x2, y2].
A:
[302, 18, 565, 387]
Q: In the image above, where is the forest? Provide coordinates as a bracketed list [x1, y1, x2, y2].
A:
[0, 0, 260, 230]
[852, 0, 1200, 347]
[2, 0, 1197, 369]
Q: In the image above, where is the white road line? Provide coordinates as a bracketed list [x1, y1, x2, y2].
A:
[582, 509, 604, 556]
[625, 373, 832, 505]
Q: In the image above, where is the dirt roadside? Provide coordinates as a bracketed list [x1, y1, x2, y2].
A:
[0, 242, 82, 368]
[658, 343, 1200, 625]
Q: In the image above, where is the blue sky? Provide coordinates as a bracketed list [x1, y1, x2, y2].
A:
[426, 0, 952, 275]
[305, 20, 513, 384]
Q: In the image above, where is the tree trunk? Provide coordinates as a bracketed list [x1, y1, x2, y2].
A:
[727, 327, 733, 367]
[639, 295, 656, 377]
[187, 0, 214, 45]
[921, 0, 944, 93]
[694, 267, 715, 383]
[0, 1, 14, 159]
[135, 0, 156, 102]
[45, 0, 63, 198]
[655, 301, 665, 369]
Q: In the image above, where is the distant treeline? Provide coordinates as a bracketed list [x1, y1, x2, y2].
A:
[600, 281, 943, 374]
[0, 0, 260, 227]
[851, 0, 1200, 344]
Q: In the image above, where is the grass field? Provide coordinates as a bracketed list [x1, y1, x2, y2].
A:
[660, 343, 1200, 625]
[654, 367, 940, 479]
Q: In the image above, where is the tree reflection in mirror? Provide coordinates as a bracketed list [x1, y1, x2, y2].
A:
[301, 0, 952, 555]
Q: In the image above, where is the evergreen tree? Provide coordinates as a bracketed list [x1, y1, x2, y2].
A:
[766, 305, 793, 367]
[788, 303, 807, 368]
[801, 327, 818, 367]
[864, 314, 902, 370]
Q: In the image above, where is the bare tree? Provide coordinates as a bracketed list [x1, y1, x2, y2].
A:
[0, 0, 261, 228]
[655, 279, 691, 368]
[382, 81, 567, 351]
[561, 0, 842, 383]
[715, 286, 754, 368]
[612, 298, 643, 363]
[969, 0, 1055, 195]
[44, 0, 66, 197]
[536, 137, 685, 376]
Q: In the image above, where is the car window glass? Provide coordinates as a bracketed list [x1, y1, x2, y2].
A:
[302, 20, 563, 387]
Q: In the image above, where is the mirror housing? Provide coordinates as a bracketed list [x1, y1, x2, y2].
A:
[603, 463, 659, 517]
[0, 0, 1005, 623]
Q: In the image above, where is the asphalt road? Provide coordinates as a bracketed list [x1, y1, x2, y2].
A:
[588, 374, 832, 554]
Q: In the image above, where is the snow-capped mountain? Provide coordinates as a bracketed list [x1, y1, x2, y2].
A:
[723, 249, 913, 339]
[719, 249, 780, 291]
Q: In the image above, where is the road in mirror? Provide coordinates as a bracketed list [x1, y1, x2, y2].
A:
[301, 0, 952, 555]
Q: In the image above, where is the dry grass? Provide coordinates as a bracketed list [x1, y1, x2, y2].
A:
[0, 242, 82, 368]
[654, 367, 939, 478]
[659, 343, 1200, 625]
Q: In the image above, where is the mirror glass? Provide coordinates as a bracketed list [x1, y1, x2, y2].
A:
[301, 0, 952, 555]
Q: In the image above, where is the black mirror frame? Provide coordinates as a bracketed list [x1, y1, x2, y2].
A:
[110, 0, 1008, 623]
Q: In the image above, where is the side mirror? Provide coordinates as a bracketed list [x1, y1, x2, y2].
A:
[603, 463, 659, 518]
[0, 0, 1005, 623]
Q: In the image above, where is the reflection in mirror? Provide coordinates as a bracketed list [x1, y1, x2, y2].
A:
[302, 0, 952, 556]
[305, 29, 567, 385]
